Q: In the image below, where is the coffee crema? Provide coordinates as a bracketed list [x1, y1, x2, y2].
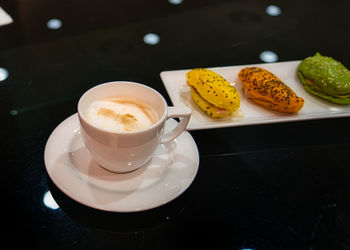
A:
[85, 97, 159, 132]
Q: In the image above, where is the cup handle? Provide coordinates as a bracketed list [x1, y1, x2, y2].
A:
[161, 106, 192, 144]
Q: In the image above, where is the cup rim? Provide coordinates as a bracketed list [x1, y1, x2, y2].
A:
[77, 81, 168, 135]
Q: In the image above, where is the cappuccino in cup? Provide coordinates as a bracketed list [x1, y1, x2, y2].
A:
[86, 97, 159, 132]
[78, 81, 191, 173]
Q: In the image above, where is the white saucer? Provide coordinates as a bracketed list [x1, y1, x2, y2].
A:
[44, 113, 199, 212]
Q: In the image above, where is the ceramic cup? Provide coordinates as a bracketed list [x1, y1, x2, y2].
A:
[77, 81, 191, 173]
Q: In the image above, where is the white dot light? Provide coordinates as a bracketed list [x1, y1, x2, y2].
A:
[169, 0, 183, 5]
[9, 110, 18, 116]
[259, 50, 279, 63]
[0, 67, 9, 81]
[143, 33, 160, 45]
[47, 18, 62, 30]
[265, 5, 281, 16]
[43, 190, 60, 210]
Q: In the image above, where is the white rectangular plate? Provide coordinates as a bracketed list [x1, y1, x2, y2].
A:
[160, 61, 350, 130]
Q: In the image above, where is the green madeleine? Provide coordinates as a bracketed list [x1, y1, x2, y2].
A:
[298, 53, 350, 104]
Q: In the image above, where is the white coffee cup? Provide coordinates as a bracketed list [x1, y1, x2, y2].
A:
[77, 81, 191, 173]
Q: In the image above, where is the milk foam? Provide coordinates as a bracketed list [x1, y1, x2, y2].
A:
[86, 97, 158, 132]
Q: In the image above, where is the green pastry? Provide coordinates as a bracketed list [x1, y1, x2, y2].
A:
[298, 52, 350, 104]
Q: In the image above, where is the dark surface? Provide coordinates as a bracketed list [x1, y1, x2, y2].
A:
[1, 0, 350, 249]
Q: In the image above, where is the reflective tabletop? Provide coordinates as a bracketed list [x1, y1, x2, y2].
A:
[1, 0, 350, 249]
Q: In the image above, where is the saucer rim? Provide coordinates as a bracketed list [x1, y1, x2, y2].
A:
[44, 113, 199, 212]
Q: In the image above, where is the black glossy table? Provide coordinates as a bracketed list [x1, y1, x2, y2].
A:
[1, 0, 350, 249]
